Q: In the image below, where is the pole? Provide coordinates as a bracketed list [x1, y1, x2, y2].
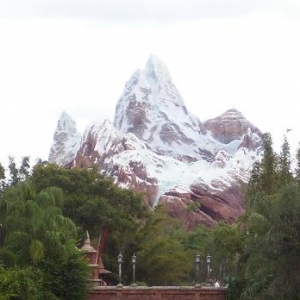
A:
[206, 254, 211, 285]
[195, 252, 200, 287]
[131, 253, 137, 287]
[117, 252, 123, 287]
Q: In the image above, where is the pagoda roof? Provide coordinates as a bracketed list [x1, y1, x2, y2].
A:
[80, 231, 97, 253]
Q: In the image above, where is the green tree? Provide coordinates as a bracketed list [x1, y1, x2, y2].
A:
[8, 156, 19, 186]
[0, 265, 45, 300]
[19, 156, 31, 181]
[278, 133, 293, 187]
[295, 143, 300, 184]
[136, 206, 192, 286]
[232, 133, 300, 299]
[261, 133, 276, 195]
[237, 186, 300, 299]
[0, 162, 5, 194]
[0, 181, 89, 299]
[0, 162, 5, 180]
[7, 156, 31, 186]
[183, 222, 242, 286]
[247, 161, 262, 196]
[30, 163, 150, 285]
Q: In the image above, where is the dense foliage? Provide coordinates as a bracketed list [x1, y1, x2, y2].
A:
[0, 161, 151, 298]
[1, 132, 300, 299]
[228, 132, 300, 299]
[0, 159, 241, 294]
[0, 179, 90, 299]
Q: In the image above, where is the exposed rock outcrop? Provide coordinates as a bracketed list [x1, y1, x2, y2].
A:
[203, 108, 262, 145]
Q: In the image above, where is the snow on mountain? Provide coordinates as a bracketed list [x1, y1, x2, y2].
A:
[83, 119, 124, 155]
[113, 54, 211, 163]
[48, 111, 81, 167]
[49, 55, 263, 229]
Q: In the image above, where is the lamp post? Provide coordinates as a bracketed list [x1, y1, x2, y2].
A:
[117, 252, 123, 287]
[206, 253, 211, 285]
[131, 253, 137, 286]
[195, 252, 200, 287]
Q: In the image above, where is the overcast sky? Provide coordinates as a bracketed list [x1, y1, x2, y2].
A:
[1, 0, 300, 166]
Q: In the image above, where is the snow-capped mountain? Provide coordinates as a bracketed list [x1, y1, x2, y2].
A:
[49, 55, 263, 229]
[114, 54, 208, 163]
[49, 111, 81, 167]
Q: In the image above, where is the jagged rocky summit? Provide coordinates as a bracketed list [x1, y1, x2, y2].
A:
[49, 55, 263, 229]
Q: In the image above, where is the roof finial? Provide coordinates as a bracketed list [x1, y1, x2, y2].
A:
[80, 230, 96, 252]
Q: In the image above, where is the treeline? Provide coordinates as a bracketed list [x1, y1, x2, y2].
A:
[227, 132, 300, 299]
[1, 131, 300, 299]
[0, 159, 241, 298]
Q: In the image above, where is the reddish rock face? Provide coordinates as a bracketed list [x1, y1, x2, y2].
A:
[71, 120, 160, 207]
[111, 164, 159, 207]
[203, 108, 262, 145]
[160, 184, 244, 230]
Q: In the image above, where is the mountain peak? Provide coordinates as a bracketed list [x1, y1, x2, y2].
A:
[203, 108, 262, 145]
[221, 108, 243, 118]
[145, 54, 170, 80]
[224, 108, 241, 114]
[56, 111, 78, 134]
[48, 111, 81, 166]
[113, 54, 207, 161]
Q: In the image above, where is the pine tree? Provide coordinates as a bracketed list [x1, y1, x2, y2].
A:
[247, 161, 262, 196]
[0, 162, 5, 193]
[295, 143, 300, 184]
[6, 156, 31, 187]
[278, 133, 293, 187]
[19, 156, 30, 181]
[260, 133, 276, 195]
[8, 156, 19, 186]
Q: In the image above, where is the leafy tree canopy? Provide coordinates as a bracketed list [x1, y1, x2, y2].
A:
[230, 131, 300, 299]
[0, 180, 89, 299]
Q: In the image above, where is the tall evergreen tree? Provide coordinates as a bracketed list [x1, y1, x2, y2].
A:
[295, 143, 300, 184]
[246, 132, 276, 197]
[260, 133, 276, 195]
[0, 162, 5, 180]
[247, 161, 262, 197]
[7, 156, 31, 186]
[278, 132, 293, 187]
[0, 161, 5, 193]
[19, 156, 31, 181]
[8, 156, 19, 186]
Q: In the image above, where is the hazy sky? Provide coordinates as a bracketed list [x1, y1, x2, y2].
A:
[1, 0, 300, 166]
